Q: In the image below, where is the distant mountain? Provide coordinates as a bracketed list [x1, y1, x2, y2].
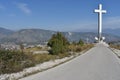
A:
[74, 28, 120, 37]
[0, 27, 14, 40]
[0, 27, 120, 44]
[103, 28, 120, 37]
[0, 27, 14, 35]
[1, 29, 55, 44]
[63, 32, 120, 43]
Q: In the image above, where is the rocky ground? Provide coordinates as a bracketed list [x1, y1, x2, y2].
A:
[111, 48, 120, 58]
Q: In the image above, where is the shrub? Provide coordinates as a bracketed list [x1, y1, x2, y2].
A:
[48, 32, 69, 55]
[0, 50, 34, 74]
[32, 54, 56, 64]
[78, 39, 84, 46]
[68, 43, 93, 52]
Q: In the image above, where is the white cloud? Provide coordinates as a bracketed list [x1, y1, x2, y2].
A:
[16, 3, 31, 15]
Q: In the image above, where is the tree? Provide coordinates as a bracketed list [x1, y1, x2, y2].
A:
[47, 32, 69, 55]
[78, 39, 84, 46]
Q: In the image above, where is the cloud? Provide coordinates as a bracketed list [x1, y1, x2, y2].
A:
[16, 3, 31, 15]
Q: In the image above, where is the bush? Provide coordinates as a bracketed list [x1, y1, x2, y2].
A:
[48, 32, 69, 55]
[78, 39, 84, 46]
[68, 43, 93, 52]
[0, 50, 34, 74]
[32, 54, 56, 64]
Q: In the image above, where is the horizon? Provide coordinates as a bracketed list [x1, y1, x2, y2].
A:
[1, 26, 120, 33]
[0, 0, 120, 31]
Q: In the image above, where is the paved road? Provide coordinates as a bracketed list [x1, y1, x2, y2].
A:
[20, 44, 120, 80]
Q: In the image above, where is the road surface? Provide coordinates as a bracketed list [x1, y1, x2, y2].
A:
[20, 44, 120, 80]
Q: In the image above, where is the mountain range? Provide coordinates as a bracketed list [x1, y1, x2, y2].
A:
[0, 27, 120, 44]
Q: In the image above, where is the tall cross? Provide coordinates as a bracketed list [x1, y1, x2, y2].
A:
[94, 4, 107, 42]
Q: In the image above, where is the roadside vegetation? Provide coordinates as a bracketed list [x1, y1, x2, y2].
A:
[0, 32, 93, 74]
[109, 43, 120, 50]
[0, 50, 34, 74]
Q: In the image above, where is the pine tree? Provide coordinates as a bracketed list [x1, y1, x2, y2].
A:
[78, 39, 84, 46]
[48, 32, 69, 55]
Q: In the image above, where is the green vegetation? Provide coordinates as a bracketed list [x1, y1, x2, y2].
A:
[20, 43, 24, 53]
[47, 32, 69, 55]
[78, 39, 84, 46]
[68, 42, 93, 52]
[0, 32, 94, 74]
[0, 50, 71, 74]
[0, 50, 34, 74]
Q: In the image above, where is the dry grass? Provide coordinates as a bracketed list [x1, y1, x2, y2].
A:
[110, 44, 120, 50]
[24, 47, 42, 52]
[32, 54, 56, 64]
[0, 44, 93, 74]
[68, 44, 94, 52]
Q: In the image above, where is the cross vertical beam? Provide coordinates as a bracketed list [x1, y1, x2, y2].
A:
[94, 4, 107, 42]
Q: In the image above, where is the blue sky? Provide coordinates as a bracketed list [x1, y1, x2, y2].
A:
[0, 0, 120, 31]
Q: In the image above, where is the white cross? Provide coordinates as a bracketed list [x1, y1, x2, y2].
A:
[94, 4, 107, 42]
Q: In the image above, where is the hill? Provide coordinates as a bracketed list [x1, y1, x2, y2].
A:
[0, 27, 14, 41]
[103, 28, 120, 37]
[63, 32, 120, 43]
[0, 27, 14, 35]
[0, 29, 55, 44]
[0, 27, 120, 44]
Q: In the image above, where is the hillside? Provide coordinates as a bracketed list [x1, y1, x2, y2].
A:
[103, 28, 120, 37]
[63, 32, 120, 43]
[0, 29, 55, 44]
[0, 27, 120, 44]
[0, 27, 14, 40]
